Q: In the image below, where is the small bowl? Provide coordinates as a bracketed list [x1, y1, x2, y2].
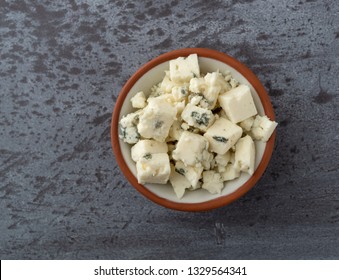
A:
[111, 48, 276, 211]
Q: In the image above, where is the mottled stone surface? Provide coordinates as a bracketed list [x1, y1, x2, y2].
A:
[0, 0, 338, 259]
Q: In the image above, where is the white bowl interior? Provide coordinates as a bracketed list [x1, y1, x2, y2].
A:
[119, 57, 266, 204]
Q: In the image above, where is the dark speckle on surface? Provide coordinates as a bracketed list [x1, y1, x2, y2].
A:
[0, 0, 338, 260]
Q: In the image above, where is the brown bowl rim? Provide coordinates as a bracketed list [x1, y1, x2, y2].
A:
[111, 48, 276, 212]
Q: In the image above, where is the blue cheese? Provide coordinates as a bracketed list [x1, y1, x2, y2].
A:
[119, 110, 143, 144]
[175, 161, 203, 189]
[137, 98, 176, 142]
[120, 53, 277, 199]
[221, 163, 241, 181]
[250, 115, 278, 142]
[204, 118, 242, 155]
[169, 164, 191, 198]
[202, 170, 224, 194]
[239, 116, 255, 131]
[181, 104, 215, 132]
[131, 140, 168, 162]
[172, 131, 209, 166]
[234, 135, 255, 175]
[136, 153, 170, 184]
[218, 84, 257, 123]
[131, 91, 147, 108]
[169, 54, 200, 83]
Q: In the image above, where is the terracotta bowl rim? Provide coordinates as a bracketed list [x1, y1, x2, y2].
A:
[111, 47, 276, 212]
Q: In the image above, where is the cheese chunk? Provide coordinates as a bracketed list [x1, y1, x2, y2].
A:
[172, 131, 209, 166]
[172, 85, 189, 102]
[215, 151, 231, 173]
[169, 54, 200, 83]
[239, 116, 255, 131]
[235, 135, 255, 175]
[222, 163, 241, 181]
[218, 84, 257, 123]
[168, 120, 183, 141]
[137, 98, 176, 142]
[181, 104, 215, 132]
[189, 77, 206, 93]
[204, 72, 230, 94]
[131, 91, 147, 108]
[202, 170, 224, 194]
[118, 126, 140, 144]
[204, 118, 242, 155]
[251, 115, 278, 142]
[131, 140, 168, 162]
[175, 161, 203, 189]
[169, 165, 191, 198]
[119, 110, 143, 144]
[136, 153, 170, 184]
[160, 74, 177, 93]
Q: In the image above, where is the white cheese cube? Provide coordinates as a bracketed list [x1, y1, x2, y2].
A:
[202, 170, 224, 194]
[203, 118, 242, 155]
[175, 161, 203, 189]
[221, 163, 241, 181]
[131, 140, 168, 162]
[136, 153, 170, 184]
[234, 135, 255, 175]
[204, 71, 230, 93]
[181, 104, 215, 132]
[137, 98, 176, 142]
[169, 165, 191, 199]
[172, 131, 209, 166]
[251, 115, 278, 142]
[218, 84, 257, 123]
[169, 54, 200, 83]
[239, 116, 255, 131]
[130, 91, 147, 108]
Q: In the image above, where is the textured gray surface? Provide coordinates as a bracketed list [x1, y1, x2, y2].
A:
[0, 0, 338, 260]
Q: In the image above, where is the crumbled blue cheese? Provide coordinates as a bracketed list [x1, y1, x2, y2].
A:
[131, 140, 168, 162]
[136, 153, 170, 184]
[234, 135, 255, 175]
[181, 103, 215, 132]
[169, 164, 191, 199]
[131, 91, 147, 108]
[218, 84, 257, 123]
[172, 131, 209, 166]
[221, 163, 240, 181]
[239, 116, 255, 131]
[119, 110, 143, 144]
[137, 98, 176, 142]
[169, 54, 200, 83]
[250, 115, 278, 142]
[119, 54, 278, 198]
[204, 118, 242, 155]
[175, 161, 203, 189]
[202, 170, 224, 194]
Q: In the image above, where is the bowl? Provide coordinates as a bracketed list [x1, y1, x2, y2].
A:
[111, 48, 276, 211]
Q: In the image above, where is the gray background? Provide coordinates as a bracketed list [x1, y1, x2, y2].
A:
[0, 0, 338, 259]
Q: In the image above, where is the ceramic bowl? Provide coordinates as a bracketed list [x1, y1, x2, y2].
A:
[111, 48, 276, 211]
